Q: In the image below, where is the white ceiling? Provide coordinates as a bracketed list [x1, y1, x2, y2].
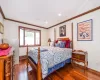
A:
[0, 0, 100, 28]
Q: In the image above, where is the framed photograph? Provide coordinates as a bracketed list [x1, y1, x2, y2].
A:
[77, 19, 93, 41]
[0, 22, 4, 34]
[59, 25, 66, 37]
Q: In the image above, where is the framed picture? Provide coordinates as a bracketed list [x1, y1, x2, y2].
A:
[0, 22, 4, 34]
[77, 19, 93, 41]
[59, 25, 66, 37]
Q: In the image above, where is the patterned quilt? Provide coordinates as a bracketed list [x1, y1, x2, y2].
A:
[28, 46, 72, 78]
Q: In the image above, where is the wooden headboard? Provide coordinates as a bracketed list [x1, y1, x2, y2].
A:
[57, 38, 70, 41]
[57, 38, 73, 49]
[56, 23, 73, 50]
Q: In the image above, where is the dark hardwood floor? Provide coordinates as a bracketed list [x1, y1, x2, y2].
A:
[14, 60, 100, 80]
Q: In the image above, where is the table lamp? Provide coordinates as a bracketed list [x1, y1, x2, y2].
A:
[48, 38, 51, 46]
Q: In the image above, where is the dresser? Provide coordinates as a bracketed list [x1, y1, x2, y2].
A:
[72, 50, 88, 69]
[0, 52, 13, 80]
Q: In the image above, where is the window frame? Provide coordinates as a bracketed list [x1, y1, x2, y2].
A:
[19, 26, 41, 47]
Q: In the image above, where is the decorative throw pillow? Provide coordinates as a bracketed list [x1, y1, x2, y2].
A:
[58, 41, 61, 44]
[65, 40, 70, 48]
[55, 40, 58, 43]
[55, 43, 60, 47]
[59, 41, 66, 48]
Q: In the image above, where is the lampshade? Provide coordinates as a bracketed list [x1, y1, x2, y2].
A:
[48, 38, 51, 42]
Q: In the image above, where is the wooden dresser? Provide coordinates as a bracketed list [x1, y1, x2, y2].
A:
[0, 53, 13, 80]
[72, 50, 88, 69]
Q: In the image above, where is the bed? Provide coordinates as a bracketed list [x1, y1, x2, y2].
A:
[26, 38, 73, 80]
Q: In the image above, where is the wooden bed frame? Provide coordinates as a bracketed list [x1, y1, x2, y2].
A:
[26, 23, 73, 80]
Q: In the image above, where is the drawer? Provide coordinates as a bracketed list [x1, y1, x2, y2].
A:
[72, 53, 85, 61]
[5, 56, 12, 62]
[5, 57, 11, 62]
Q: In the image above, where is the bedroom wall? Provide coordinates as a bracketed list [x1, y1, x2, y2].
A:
[0, 12, 4, 43]
[4, 20, 48, 64]
[48, 9, 100, 72]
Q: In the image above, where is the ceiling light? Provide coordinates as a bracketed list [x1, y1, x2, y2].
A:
[45, 21, 48, 24]
[58, 13, 62, 16]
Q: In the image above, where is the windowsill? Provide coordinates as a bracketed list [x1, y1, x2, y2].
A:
[19, 45, 41, 47]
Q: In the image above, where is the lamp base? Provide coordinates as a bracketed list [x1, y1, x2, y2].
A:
[49, 42, 50, 46]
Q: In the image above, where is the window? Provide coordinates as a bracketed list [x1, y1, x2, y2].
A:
[19, 26, 41, 47]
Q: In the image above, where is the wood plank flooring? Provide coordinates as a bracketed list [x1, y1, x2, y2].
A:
[14, 60, 100, 80]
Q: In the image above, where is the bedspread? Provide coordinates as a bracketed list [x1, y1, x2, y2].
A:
[28, 46, 72, 78]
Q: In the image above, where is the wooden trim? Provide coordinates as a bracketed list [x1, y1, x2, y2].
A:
[88, 67, 100, 77]
[73, 63, 100, 76]
[72, 23, 73, 50]
[19, 45, 41, 47]
[40, 31, 41, 46]
[34, 31, 36, 45]
[19, 26, 41, 47]
[0, 6, 47, 29]
[26, 45, 29, 76]
[0, 22, 4, 34]
[1, 5, 100, 29]
[5, 18, 47, 29]
[48, 6, 100, 29]
[19, 26, 41, 32]
[57, 38, 70, 41]
[23, 28, 25, 46]
[0, 6, 5, 19]
[18, 26, 20, 47]
[0, 60, 4, 80]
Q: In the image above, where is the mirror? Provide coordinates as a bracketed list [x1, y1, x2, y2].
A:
[0, 22, 4, 34]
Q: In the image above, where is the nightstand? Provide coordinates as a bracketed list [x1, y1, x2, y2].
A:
[72, 50, 88, 69]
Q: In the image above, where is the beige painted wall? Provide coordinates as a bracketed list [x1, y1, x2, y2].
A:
[3, 8, 100, 71]
[0, 12, 4, 43]
[4, 20, 48, 64]
[48, 9, 100, 72]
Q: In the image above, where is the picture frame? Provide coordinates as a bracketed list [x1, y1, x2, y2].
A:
[59, 25, 66, 37]
[0, 22, 4, 34]
[77, 19, 93, 41]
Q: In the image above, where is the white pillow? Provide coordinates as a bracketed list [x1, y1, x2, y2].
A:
[58, 41, 61, 44]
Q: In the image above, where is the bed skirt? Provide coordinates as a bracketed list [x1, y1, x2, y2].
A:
[28, 56, 71, 76]
[48, 58, 71, 75]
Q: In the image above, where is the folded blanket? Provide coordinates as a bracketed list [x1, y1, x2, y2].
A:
[0, 47, 12, 56]
[35, 48, 48, 52]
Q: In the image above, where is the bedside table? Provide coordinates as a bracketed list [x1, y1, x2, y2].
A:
[72, 50, 88, 69]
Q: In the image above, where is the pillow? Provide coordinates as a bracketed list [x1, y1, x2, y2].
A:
[55, 43, 60, 47]
[65, 40, 70, 48]
[59, 41, 66, 48]
[55, 40, 58, 43]
[58, 41, 61, 44]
